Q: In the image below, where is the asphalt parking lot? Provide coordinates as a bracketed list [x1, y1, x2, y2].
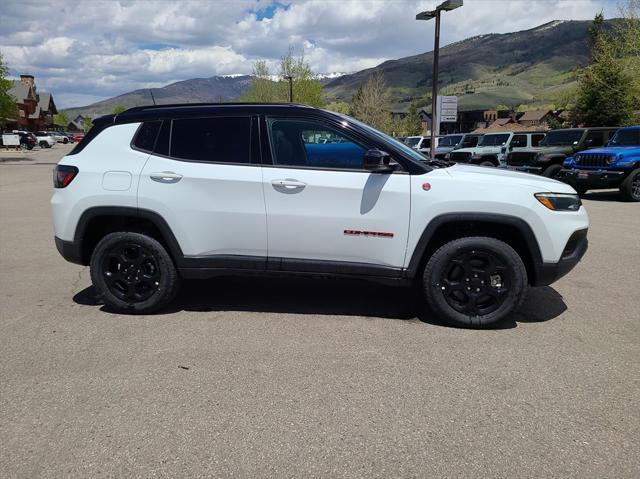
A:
[1, 144, 639, 478]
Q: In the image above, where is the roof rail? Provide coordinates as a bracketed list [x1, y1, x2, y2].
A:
[120, 102, 312, 114]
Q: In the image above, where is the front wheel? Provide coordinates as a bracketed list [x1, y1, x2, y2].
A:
[39, 141, 47, 148]
[542, 164, 562, 179]
[620, 168, 640, 202]
[422, 236, 528, 328]
[90, 232, 180, 314]
[479, 160, 495, 167]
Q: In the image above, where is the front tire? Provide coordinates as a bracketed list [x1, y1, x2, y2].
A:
[90, 232, 180, 314]
[39, 141, 47, 148]
[422, 236, 528, 328]
[620, 168, 640, 202]
[542, 164, 562, 179]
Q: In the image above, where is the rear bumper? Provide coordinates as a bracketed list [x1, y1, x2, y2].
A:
[558, 168, 626, 188]
[54, 236, 84, 265]
[532, 229, 588, 286]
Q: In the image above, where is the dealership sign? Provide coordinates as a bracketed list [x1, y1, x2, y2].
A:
[437, 96, 458, 122]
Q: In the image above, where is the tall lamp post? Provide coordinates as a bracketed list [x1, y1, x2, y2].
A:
[285, 75, 294, 102]
[416, 0, 462, 159]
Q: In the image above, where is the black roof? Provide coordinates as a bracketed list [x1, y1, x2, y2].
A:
[106, 102, 316, 125]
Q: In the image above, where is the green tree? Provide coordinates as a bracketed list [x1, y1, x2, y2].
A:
[325, 101, 350, 115]
[54, 111, 69, 128]
[402, 99, 424, 136]
[0, 53, 17, 128]
[82, 116, 93, 132]
[112, 105, 126, 114]
[574, 6, 639, 126]
[240, 60, 277, 103]
[349, 71, 392, 132]
[241, 48, 325, 107]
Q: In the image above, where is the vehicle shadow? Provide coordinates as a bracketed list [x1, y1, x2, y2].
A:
[73, 276, 567, 329]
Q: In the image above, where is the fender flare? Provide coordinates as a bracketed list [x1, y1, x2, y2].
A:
[73, 206, 184, 262]
[405, 212, 543, 278]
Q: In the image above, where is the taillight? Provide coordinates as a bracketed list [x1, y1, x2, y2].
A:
[53, 165, 78, 188]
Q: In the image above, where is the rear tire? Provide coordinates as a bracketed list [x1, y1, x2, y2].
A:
[480, 160, 495, 167]
[620, 168, 640, 202]
[422, 236, 527, 328]
[39, 141, 47, 148]
[542, 164, 562, 179]
[90, 232, 180, 314]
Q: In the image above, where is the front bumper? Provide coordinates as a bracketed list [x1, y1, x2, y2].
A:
[505, 165, 544, 174]
[557, 168, 626, 188]
[532, 229, 588, 286]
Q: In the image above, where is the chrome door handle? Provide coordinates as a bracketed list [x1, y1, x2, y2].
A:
[271, 179, 307, 189]
[150, 171, 183, 183]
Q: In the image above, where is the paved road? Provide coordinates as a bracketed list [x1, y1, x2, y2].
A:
[1, 145, 639, 478]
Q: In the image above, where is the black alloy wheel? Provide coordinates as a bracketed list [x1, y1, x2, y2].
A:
[90, 232, 180, 314]
[101, 242, 161, 302]
[439, 249, 509, 317]
[620, 168, 640, 202]
[423, 236, 527, 328]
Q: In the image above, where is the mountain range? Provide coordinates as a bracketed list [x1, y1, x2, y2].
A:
[63, 19, 605, 117]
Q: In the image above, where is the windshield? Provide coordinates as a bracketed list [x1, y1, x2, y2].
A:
[541, 130, 584, 146]
[404, 137, 421, 147]
[609, 129, 640, 146]
[337, 114, 431, 164]
[438, 135, 462, 147]
[478, 134, 509, 147]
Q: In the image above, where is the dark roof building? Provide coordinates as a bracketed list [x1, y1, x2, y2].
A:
[5, 74, 57, 131]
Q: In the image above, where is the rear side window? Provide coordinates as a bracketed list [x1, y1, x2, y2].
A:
[532, 133, 545, 146]
[511, 135, 527, 148]
[170, 117, 251, 163]
[585, 130, 605, 147]
[133, 121, 161, 153]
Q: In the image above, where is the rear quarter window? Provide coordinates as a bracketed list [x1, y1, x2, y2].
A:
[132, 121, 161, 153]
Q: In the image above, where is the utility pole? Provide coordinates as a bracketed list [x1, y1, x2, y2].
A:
[416, 0, 462, 159]
[285, 75, 293, 102]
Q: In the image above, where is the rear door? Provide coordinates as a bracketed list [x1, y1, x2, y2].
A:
[260, 115, 410, 272]
[137, 116, 267, 263]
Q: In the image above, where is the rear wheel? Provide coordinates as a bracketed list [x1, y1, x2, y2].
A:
[620, 168, 640, 202]
[542, 164, 562, 179]
[422, 236, 527, 328]
[90, 232, 180, 314]
[479, 160, 495, 167]
[39, 141, 47, 148]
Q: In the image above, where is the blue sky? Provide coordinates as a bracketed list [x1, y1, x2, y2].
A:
[0, 0, 619, 108]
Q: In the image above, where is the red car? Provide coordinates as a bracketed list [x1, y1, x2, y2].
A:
[72, 132, 85, 143]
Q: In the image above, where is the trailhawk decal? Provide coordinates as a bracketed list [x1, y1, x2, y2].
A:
[344, 230, 394, 238]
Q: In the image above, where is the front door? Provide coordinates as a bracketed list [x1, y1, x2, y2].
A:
[260, 116, 411, 273]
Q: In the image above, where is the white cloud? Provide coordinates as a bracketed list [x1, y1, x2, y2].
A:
[0, 0, 618, 108]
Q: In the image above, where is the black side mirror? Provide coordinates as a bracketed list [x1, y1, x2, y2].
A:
[364, 149, 396, 173]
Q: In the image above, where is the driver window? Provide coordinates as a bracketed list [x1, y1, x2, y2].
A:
[268, 118, 367, 169]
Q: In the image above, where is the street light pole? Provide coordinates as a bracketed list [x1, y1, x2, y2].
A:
[430, 10, 441, 161]
[416, 0, 462, 160]
[285, 75, 293, 102]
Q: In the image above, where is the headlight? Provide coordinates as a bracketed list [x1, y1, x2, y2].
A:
[535, 193, 581, 211]
[563, 157, 574, 166]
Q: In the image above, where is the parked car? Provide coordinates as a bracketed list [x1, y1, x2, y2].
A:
[48, 131, 70, 144]
[72, 132, 85, 143]
[447, 131, 545, 166]
[557, 126, 640, 201]
[505, 127, 618, 178]
[62, 132, 75, 143]
[51, 103, 588, 328]
[34, 131, 56, 148]
[404, 135, 439, 156]
[19, 132, 37, 150]
[435, 133, 481, 159]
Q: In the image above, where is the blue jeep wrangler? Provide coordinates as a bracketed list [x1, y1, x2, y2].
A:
[558, 126, 640, 201]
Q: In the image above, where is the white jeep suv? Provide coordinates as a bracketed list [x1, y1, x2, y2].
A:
[51, 104, 588, 327]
